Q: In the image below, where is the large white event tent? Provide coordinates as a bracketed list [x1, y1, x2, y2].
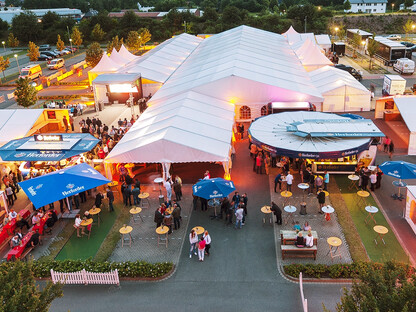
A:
[88, 54, 121, 85]
[119, 33, 202, 96]
[105, 91, 235, 177]
[151, 25, 324, 118]
[309, 66, 371, 112]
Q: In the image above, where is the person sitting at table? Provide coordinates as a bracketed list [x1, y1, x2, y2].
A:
[28, 229, 40, 247]
[3, 215, 10, 225]
[32, 213, 41, 226]
[293, 221, 302, 232]
[9, 209, 17, 219]
[44, 212, 56, 234]
[305, 231, 314, 248]
[303, 221, 312, 232]
[16, 213, 30, 231]
[74, 214, 82, 237]
[10, 234, 21, 247]
[295, 232, 305, 248]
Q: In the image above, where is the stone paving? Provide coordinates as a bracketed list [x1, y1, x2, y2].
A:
[109, 184, 194, 264]
[268, 167, 353, 265]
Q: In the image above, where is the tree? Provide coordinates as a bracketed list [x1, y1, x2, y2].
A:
[11, 12, 40, 43]
[351, 32, 361, 58]
[7, 32, 19, 47]
[91, 23, 106, 41]
[0, 260, 63, 311]
[343, 0, 351, 11]
[403, 19, 415, 40]
[335, 261, 416, 312]
[138, 28, 151, 46]
[126, 31, 141, 53]
[0, 56, 10, 81]
[367, 35, 379, 69]
[71, 26, 83, 48]
[56, 34, 65, 51]
[404, 0, 414, 9]
[27, 41, 40, 62]
[85, 42, 103, 67]
[107, 35, 123, 54]
[15, 77, 38, 107]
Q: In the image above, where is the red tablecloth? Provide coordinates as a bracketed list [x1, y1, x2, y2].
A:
[3, 219, 16, 235]
[32, 216, 47, 234]
[7, 232, 33, 261]
[19, 209, 30, 219]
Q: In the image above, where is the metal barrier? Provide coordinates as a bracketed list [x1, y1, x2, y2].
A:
[299, 272, 308, 312]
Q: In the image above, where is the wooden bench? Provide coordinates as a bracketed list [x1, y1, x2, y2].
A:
[280, 230, 318, 246]
[20, 246, 34, 261]
[281, 245, 317, 260]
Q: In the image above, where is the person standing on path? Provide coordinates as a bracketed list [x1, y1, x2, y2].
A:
[164, 178, 172, 202]
[235, 204, 244, 229]
[203, 230, 211, 256]
[154, 207, 164, 228]
[285, 171, 293, 192]
[172, 203, 181, 230]
[274, 173, 282, 193]
[376, 165, 383, 189]
[271, 201, 282, 224]
[317, 189, 325, 214]
[189, 229, 198, 258]
[370, 171, 377, 191]
[241, 193, 248, 225]
[323, 171, 329, 191]
[389, 140, 394, 160]
[107, 188, 114, 212]
[198, 237, 206, 262]
[315, 175, 323, 194]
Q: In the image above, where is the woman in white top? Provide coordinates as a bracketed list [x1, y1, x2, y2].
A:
[203, 230, 212, 256]
[370, 171, 377, 191]
[74, 214, 82, 237]
[305, 232, 314, 248]
[189, 229, 198, 258]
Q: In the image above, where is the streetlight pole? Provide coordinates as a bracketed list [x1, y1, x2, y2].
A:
[69, 38, 73, 54]
[1, 41, 5, 53]
[14, 54, 20, 73]
[392, 3, 394, 13]
[304, 16, 307, 33]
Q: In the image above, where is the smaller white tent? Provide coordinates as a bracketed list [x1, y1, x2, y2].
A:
[118, 44, 139, 62]
[282, 26, 298, 37]
[88, 54, 121, 85]
[295, 41, 333, 72]
[315, 34, 331, 52]
[109, 48, 130, 66]
[393, 96, 416, 155]
[309, 66, 371, 112]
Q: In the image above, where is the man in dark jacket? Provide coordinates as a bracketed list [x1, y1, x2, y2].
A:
[270, 201, 282, 225]
[172, 203, 181, 230]
[122, 184, 132, 206]
[95, 193, 104, 208]
[107, 188, 114, 212]
[154, 208, 164, 228]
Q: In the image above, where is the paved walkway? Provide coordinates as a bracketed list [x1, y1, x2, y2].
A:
[50, 139, 347, 312]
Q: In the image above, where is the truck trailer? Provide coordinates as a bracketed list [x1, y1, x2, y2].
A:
[370, 36, 407, 66]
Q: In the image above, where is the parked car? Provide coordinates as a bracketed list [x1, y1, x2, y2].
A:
[65, 46, 77, 53]
[39, 44, 51, 51]
[47, 58, 65, 70]
[393, 58, 415, 74]
[37, 54, 52, 61]
[401, 41, 415, 48]
[41, 51, 59, 58]
[386, 34, 402, 40]
[335, 64, 363, 81]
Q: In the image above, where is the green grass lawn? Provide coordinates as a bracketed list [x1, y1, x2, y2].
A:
[55, 204, 120, 260]
[334, 176, 410, 263]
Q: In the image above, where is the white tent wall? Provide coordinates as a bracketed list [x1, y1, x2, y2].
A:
[409, 132, 416, 155]
[142, 82, 163, 97]
[93, 85, 109, 104]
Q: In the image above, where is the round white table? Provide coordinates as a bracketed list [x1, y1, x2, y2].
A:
[154, 177, 164, 196]
[284, 205, 296, 225]
[365, 206, 378, 225]
[348, 174, 359, 190]
[321, 205, 335, 214]
[298, 183, 309, 202]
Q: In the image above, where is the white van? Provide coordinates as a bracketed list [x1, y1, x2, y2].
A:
[393, 58, 415, 74]
[47, 58, 65, 70]
[18, 64, 42, 80]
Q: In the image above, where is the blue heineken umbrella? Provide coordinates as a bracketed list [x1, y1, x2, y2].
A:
[19, 163, 110, 208]
[192, 178, 236, 199]
[379, 161, 416, 181]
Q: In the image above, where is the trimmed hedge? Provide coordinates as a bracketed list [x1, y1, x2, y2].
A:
[284, 261, 415, 279]
[0, 259, 173, 279]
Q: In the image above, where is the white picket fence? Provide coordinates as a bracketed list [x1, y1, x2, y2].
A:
[50, 269, 119, 286]
[299, 272, 308, 312]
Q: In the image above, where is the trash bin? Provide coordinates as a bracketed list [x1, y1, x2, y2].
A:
[300, 202, 307, 215]
[158, 195, 165, 204]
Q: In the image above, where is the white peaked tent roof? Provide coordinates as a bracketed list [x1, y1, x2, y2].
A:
[0, 109, 43, 147]
[119, 33, 202, 83]
[109, 48, 129, 66]
[151, 25, 323, 103]
[315, 34, 331, 48]
[295, 38, 322, 56]
[286, 32, 315, 46]
[309, 66, 369, 95]
[89, 53, 121, 73]
[118, 44, 138, 62]
[282, 26, 298, 36]
[105, 91, 234, 164]
[295, 41, 332, 70]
